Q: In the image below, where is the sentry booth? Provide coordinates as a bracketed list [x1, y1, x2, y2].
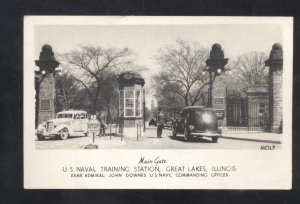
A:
[118, 72, 145, 136]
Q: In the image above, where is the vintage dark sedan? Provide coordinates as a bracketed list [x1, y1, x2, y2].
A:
[164, 117, 174, 128]
[171, 106, 222, 142]
[148, 118, 157, 127]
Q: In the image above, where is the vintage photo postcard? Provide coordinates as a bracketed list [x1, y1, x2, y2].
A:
[24, 16, 293, 189]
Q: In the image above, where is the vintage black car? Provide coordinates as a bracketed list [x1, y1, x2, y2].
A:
[172, 106, 222, 142]
[149, 118, 157, 126]
[164, 117, 174, 128]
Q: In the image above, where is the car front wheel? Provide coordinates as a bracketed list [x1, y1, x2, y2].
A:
[184, 128, 191, 142]
[212, 136, 218, 143]
[60, 128, 69, 140]
[37, 134, 45, 140]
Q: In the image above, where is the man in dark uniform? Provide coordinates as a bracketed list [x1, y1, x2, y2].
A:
[156, 108, 164, 138]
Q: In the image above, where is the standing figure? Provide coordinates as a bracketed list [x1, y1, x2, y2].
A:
[156, 108, 164, 138]
[100, 119, 107, 136]
[96, 111, 101, 136]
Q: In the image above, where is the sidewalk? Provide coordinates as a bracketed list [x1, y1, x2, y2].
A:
[82, 134, 127, 149]
[82, 128, 164, 149]
[221, 132, 282, 144]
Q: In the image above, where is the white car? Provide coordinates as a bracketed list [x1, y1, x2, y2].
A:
[36, 110, 89, 140]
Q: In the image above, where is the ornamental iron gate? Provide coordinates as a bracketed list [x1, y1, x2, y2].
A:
[226, 98, 269, 132]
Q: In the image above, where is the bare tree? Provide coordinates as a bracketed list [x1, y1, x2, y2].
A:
[153, 39, 212, 107]
[58, 45, 141, 113]
[232, 52, 268, 87]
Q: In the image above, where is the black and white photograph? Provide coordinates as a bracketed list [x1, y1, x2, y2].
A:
[24, 16, 292, 189]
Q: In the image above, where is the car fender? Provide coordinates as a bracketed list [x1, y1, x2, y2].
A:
[53, 124, 72, 134]
[36, 122, 46, 134]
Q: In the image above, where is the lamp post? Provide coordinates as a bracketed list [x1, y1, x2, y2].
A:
[204, 43, 229, 107]
[35, 44, 61, 127]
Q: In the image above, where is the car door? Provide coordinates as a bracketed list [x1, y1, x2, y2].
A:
[80, 113, 88, 132]
[73, 113, 82, 132]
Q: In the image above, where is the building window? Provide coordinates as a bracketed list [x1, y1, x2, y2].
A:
[119, 89, 143, 117]
[40, 99, 51, 111]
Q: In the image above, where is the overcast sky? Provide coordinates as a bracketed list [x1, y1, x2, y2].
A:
[34, 24, 282, 108]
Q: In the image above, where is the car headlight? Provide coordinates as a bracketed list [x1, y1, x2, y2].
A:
[36, 128, 44, 134]
[202, 113, 212, 123]
[189, 125, 195, 130]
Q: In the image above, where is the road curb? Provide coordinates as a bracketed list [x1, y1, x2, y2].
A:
[220, 136, 281, 144]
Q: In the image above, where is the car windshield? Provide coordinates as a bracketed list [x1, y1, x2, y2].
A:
[57, 113, 73, 119]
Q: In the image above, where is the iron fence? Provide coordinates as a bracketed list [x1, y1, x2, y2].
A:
[226, 98, 269, 132]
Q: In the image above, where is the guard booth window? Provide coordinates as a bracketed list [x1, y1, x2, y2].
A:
[125, 90, 134, 116]
[119, 89, 143, 117]
[135, 90, 141, 116]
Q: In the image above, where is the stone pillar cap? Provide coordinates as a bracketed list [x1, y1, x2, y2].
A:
[210, 43, 224, 59]
[269, 43, 283, 60]
[265, 43, 283, 67]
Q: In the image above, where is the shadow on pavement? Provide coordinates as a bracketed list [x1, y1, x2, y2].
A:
[221, 136, 281, 144]
[36, 136, 87, 141]
[168, 136, 212, 143]
[147, 136, 163, 138]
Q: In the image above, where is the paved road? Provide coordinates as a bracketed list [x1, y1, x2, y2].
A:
[35, 126, 281, 150]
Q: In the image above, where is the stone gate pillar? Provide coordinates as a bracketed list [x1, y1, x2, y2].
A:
[35, 45, 59, 126]
[212, 76, 227, 127]
[206, 43, 229, 128]
[265, 43, 283, 133]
